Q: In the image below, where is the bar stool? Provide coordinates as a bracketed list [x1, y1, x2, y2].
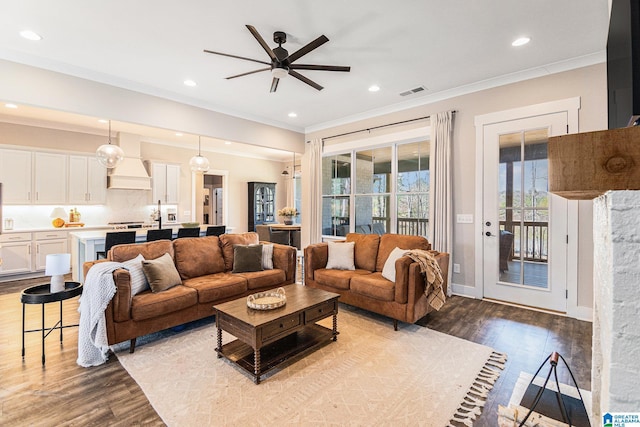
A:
[176, 227, 201, 238]
[205, 225, 226, 236]
[146, 228, 173, 242]
[96, 231, 137, 259]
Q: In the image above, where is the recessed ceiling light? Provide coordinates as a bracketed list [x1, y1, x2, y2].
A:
[5, 103, 18, 109]
[20, 30, 42, 41]
[175, 132, 183, 137]
[98, 119, 108, 123]
[512, 37, 530, 47]
[183, 79, 197, 87]
[288, 112, 297, 118]
[368, 85, 380, 92]
[224, 141, 232, 145]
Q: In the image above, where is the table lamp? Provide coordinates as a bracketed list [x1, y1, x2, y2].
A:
[50, 207, 67, 228]
[46, 253, 70, 293]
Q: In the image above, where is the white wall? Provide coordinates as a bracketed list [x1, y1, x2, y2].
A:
[0, 59, 305, 153]
[304, 63, 607, 315]
[0, 122, 289, 232]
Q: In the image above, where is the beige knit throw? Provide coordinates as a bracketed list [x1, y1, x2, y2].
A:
[405, 249, 446, 310]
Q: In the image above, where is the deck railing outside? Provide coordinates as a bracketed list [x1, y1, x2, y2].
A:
[500, 221, 548, 262]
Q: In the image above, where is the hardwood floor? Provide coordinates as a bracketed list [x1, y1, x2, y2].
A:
[0, 275, 591, 426]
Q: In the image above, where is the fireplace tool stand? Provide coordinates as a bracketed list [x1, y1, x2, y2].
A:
[518, 351, 589, 427]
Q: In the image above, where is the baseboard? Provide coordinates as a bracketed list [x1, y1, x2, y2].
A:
[567, 305, 593, 322]
[450, 282, 482, 299]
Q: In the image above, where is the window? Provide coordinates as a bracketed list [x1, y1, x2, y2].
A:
[321, 139, 430, 238]
[322, 153, 351, 237]
[354, 147, 391, 235]
[293, 174, 302, 225]
[396, 141, 430, 237]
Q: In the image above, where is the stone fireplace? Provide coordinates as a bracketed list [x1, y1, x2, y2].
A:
[592, 190, 640, 420]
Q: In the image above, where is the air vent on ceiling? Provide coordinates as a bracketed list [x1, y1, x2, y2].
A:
[399, 85, 427, 97]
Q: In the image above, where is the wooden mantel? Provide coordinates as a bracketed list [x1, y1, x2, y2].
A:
[549, 126, 640, 200]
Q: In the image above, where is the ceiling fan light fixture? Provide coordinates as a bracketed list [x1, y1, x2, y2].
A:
[271, 67, 288, 79]
[96, 120, 124, 169]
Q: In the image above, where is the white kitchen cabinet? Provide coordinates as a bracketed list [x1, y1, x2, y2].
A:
[34, 231, 68, 270]
[150, 162, 180, 204]
[68, 155, 107, 204]
[34, 152, 67, 204]
[0, 148, 33, 204]
[0, 233, 32, 275]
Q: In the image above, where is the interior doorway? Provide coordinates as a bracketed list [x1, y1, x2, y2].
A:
[191, 169, 228, 226]
[203, 174, 224, 225]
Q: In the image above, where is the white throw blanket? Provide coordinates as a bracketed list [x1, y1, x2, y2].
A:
[77, 261, 125, 367]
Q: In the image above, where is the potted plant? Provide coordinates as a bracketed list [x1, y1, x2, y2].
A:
[277, 207, 298, 225]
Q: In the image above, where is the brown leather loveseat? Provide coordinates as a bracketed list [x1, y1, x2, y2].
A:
[83, 232, 296, 352]
[304, 233, 449, 329]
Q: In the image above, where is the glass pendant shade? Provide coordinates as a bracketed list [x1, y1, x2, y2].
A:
[96, 143, 125, 168]
[189, 154, 210, 172]
[190, 136, 210, 172]
[96, 120, 124, 168]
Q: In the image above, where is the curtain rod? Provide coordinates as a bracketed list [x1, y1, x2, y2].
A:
[315, 110, 456, 142]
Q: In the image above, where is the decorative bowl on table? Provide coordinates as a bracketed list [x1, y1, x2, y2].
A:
[180, 222, 200, 228]
[247, 287, 286, 310]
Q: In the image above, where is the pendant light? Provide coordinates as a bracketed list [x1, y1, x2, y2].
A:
[189, 136, 210, 172]
[281, 152, 295, 177]
[96, 120, 124, 168]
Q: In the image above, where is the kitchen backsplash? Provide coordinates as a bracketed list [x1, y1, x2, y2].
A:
[2, 189, 177, 230]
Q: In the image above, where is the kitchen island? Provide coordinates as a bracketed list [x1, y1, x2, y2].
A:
[69, 225, 223, 282]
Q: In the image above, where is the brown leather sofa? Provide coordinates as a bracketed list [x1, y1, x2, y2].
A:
[83, 232, 296, 352]
[304, 233, 449, 329]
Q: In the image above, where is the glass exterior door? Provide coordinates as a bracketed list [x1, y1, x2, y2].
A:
[483, 113, 568, 312]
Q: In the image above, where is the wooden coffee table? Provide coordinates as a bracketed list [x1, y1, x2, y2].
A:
[213, 284, 339, 384]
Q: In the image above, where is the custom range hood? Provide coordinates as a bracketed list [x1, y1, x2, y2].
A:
[106, 132, 152, 190]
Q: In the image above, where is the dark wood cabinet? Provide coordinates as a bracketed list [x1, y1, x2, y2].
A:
[248, 182, 276, 231]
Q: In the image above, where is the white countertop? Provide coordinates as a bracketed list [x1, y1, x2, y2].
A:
[1, 224, 113, 233]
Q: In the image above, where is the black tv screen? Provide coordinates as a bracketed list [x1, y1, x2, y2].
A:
[607, 0, 640, 128]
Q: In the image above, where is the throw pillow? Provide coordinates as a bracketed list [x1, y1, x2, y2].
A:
[141, 253, 182, 293]
[382, 246, 408, 282]
[325, 241, 355, 270]
[122, 254, 148, 296]
[232, 244, 264, 273]
[261, 243, 274, 270]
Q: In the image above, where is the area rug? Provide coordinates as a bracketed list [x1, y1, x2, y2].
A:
[498, 371, 592, 427]
[115, 305, 506, 426]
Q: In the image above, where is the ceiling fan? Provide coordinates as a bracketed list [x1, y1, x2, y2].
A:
[204, 25, 351, 92]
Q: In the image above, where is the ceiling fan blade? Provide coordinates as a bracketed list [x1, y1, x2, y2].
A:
[287, 35, 329, 63]
[246, 25, 277, 61]
[226, 67, 270, 80]
[203, 49, 270, 66]
[289, 70, 323, 91]
[270, 77, 279, 93]
[290, 64, 351, 72]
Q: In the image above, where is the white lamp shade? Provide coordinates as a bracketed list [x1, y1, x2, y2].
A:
[50, 207, 67, 219]
[189, 154, 210, 172]
[96, 144, 125, 168]
[46, 253, 70, 293]
[45, 253, 71, 276]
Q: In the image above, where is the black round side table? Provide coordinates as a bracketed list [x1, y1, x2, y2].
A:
[20, 282, 83, 365]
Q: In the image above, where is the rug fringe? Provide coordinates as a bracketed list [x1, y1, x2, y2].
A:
[448, 351, 507, 426]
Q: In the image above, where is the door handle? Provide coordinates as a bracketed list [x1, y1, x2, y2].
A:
[485, 232, 496, 237]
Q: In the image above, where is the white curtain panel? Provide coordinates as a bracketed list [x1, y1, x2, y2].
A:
[309, 139, 323, 243]
[429, 111, 454, 295]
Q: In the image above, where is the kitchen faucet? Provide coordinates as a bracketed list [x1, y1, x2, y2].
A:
[155, 199, 162, 229]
